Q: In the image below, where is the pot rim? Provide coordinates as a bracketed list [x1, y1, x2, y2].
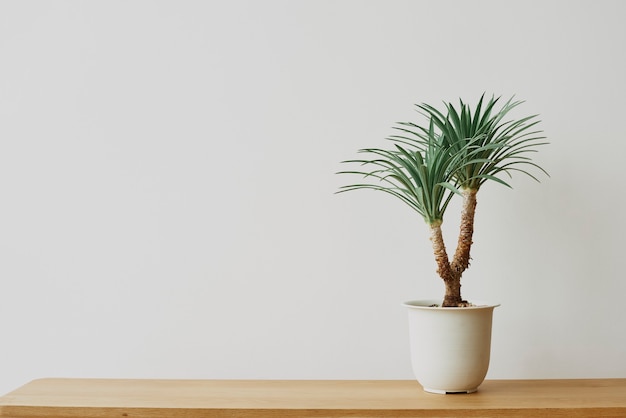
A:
[403, 299, 500, 310]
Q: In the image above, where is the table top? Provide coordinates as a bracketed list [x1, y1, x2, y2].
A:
[1, 378, 625, 417]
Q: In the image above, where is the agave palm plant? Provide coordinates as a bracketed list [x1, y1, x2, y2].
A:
[338, 95, 548, 307]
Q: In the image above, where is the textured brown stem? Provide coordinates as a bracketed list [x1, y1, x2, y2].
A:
[429, 223, 452, 282]
[443, 276, 462, 307]
[428, 189, 478, 307]
[430, 223, 463, 307]
[451, 188, 478, 276]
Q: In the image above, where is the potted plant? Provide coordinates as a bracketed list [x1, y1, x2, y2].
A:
[337, 94, 547, 393]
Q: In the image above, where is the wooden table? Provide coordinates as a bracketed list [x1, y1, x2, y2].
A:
[0, 378, 625, 417]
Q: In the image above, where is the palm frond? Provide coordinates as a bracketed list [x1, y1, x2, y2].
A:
[337, 94, 548, 224]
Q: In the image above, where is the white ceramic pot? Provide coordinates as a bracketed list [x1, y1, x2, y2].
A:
[403, 300, 499, 394]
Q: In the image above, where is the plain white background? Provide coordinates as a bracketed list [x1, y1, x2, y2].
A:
[1, 0, 625, 395]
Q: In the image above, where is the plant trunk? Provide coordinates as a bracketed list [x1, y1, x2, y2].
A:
[430, 188, 478, 307]
[442, 275, 463, 307]
[429, 223, 463, 307]
[429, 222, 452, 283]
[451, 188, 478, 276]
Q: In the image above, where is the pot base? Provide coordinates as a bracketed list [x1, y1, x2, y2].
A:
[423, 387, 478, 395]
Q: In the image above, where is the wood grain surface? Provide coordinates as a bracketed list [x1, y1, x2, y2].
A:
[1, 378, 625, 417]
